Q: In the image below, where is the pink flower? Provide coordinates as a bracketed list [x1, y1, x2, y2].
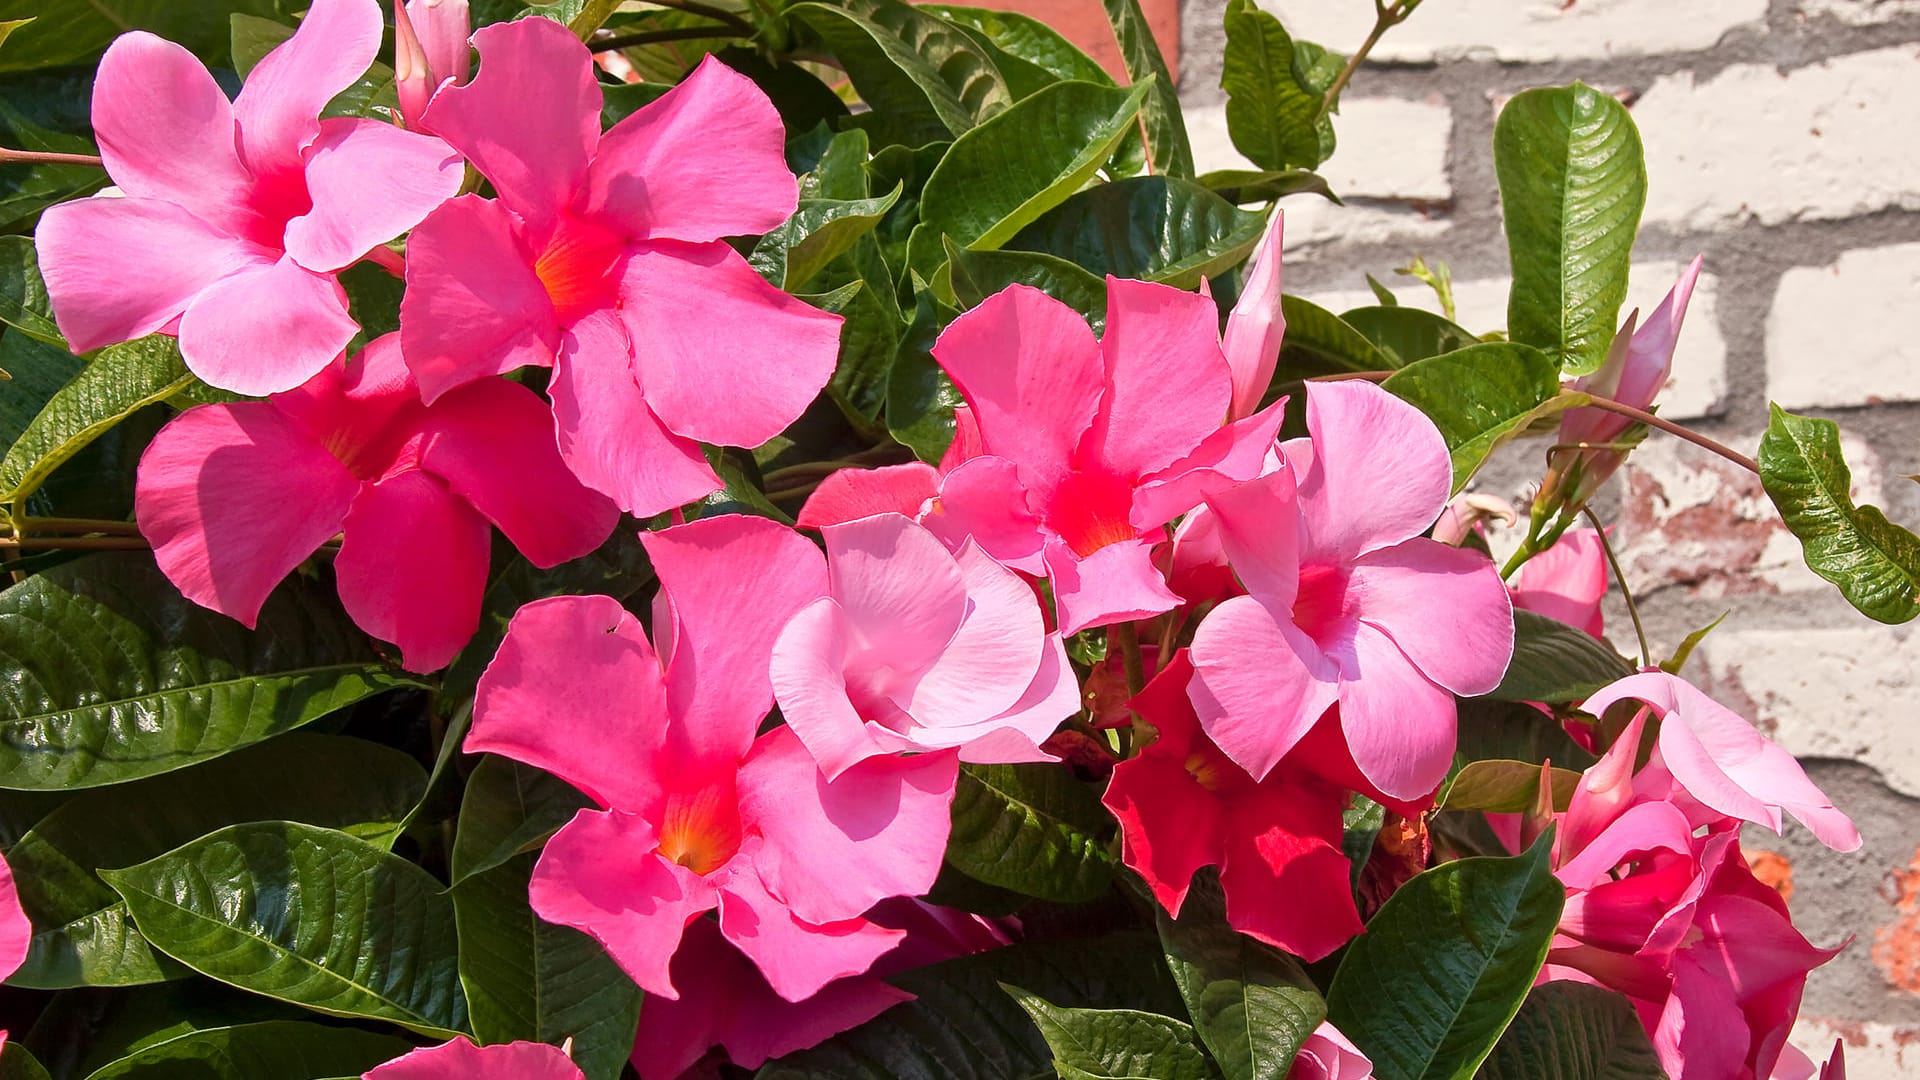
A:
[770, 513, 1080, 778]
[363, 1037, 583, 1079]
[393, 0, 471, 131]
[1221, 211, 1286, 422]
[135, 334, 617, 672]
[399, 18, 841, 516]
[631, 899, 1013, 1078]
[465, 515, 959, 1003]
[1510, 527, 1608, 638]
[0, 854, 27, 984]
[1290, 1022, 1374, 1080]
[1186, 381, 1515, 801]
[1103, 651, 1363, 961]
[35, 0, 463, 395]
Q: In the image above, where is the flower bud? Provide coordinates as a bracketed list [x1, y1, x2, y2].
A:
[394, 0, 471, 132]
[1221, 210, 1285, 421]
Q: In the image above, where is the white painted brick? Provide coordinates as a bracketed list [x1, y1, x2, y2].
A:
[1799, 0, 1920, 25]
[1638, 47, 1920, 230]
[1790, 1019, 1920, 1080]
[1280, 199, 1450, 251]
[1767, 242, 1920, 410]
[1255, 0, 1765, 63]
[1187, 97, 1452, 200]
[1301, 262, 1728, 420]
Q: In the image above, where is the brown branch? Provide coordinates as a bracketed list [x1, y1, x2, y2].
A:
[0, 147, 104, 168]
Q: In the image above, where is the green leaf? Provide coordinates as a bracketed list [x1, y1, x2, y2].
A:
[0, 553, 425, 790]
[1197, 168, 1334, 206]
[103, 821, 470, 1039]
[752, 185, 904, 292]
[1495, 83, 1646, 376]
[0, 236, 61, 347]
[1098, 0, 1191, 177]
[0, 335, 194, 511]
[1010, 175, 1266, 290]
[1157, 872, 1325, 1080]
[1485, 610, 1635, 705]
[1275, 296, 1393, 379]
[949, 243, 1109, 329]
[450, 755, 593, 886]
[923, 5, 1111, 86]
[1219, 0, 1335, 171]
[0, 66, 104, 232]
[1477, 982, 1667, 1080]
[0, 331, 83, 448]
[760, 932, 1185, 1078]
[1454, 698, 1596, 774]
[1342, 797, 1386, 894]
[1439, 760, 1581, 814]
[945, 763, 1115, 903]
[789, 0, 1009, 146]
[1381, 342, 1570, 493]
[1339, 306, 1479, 367]
[1759, 404, 1920, 624]
[9, 733, 425, 989]
[1326, 830, 1565, 1080]
[77, 1020, 410, 1080]
[920, 79, 1147, 263]
[0, 1, 298, 71]
[1006, 987, 1218, 1080]
[1659, 612, 1726, 675]
[453, 854, 641, 1080]
[0, 1042, 48, 1080]
[885, 292, 963, 463]
[228, 14, 396, 118]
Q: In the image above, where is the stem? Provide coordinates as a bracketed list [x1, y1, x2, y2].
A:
[639, 0, 756, 34]
[568, 0, 624, 38]
[1583, 506, 1649, 667]
[1113, 622, 1145, 698]
[7, 517, 141, 537]
[0, 536, 149, 551]
[590, 25, 746, 51]
[1317, 0, 1416, 122]
[0, 147, 104, 168]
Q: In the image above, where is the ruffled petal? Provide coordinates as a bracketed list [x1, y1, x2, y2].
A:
[1219, 780, 1363, 961]
[1348, 538, 1515, 697]
[1130, 398, 1288, 530]
[924, 455, 1047, 574]
[177, 256, 356, 396]
[770, 597, 888, 780]
[285, 118, 463, 273]
[619, 241, 840, 448]
[364, 1037, 585, 1080]
[231, 0, 384, 180]
[88, 33, 254, 236]
[1044, 537, 1181, 636]
[1104, 751, 1226, 919]
[1189, 594, 1338, 781]
[796, 463, 940, 530]
[135, 402, 359, 626]
[1293, 380, 1452, 563]
[1333, 622, 1456, 802]
[400, 194, 559, 402]
[586, 54, 796, 242]
[718, 871, 904, 1003]
[0, 854, 25, 981]
[333, 469, 491, 671]
[1202, 464, 1300, 612]
[1084, 276, 1232, 480]
[1510, 527, 1608, 639]
[905, 542, 1050, 728]
[823, 512, 969, 675]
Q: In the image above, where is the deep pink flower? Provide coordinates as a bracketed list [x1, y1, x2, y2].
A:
[399, 18, 841, 516]
[631, 899, 1013, 1078]
[364, 1037, 583, 1079]
[135, 334, 617, 672]
[465, 516, 959, 1003]
[1104, 651, 1362, 961]
[36, 0, 463, 395]
[771, 513, 1080, 777]
[393, 0, 471, 132]
[1290, 1022, 1374, 1080]
[1510, 527, 1608, 639]
[0, 855, 26, 984]
[1220, 211, 1285, 422]
[1186, 381, 1515, 801]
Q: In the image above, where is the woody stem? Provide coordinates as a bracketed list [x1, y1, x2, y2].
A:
[0, 147, 104, 168]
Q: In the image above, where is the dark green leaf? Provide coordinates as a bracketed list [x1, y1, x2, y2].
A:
[1759, 404, 1920, 624]
[77, 1020, 410, 1080]
[1454, 698, 1596, 774]
[453, 853, 640, 1080]
[1477, 982, 1666, 1080]
[944, 763, 1115, 903]
[885, 291, 963, 463]
[0, 236, 61, 347]
[1339, 306, 1480, 367]
[1495, 84, 1646, 376]
[1009, 175, 1265, 290]
[0, 65, 104, 233]
[0, 1, 297, 71]
[1220, 0, 1335, 171]
[1098, 0, 1191, 177]
[1197, 168, 1335, 206]
[450, 755, 593, 886]
[1342, 797, 1386, 894]
[815, 271, 904, 429]
[753, 186, 904, 292]
[948, 241, 1109, 329]
[1381, 342, 1569, 493]
[1274, 296, 1392, 380]
[1438, 760, 1581, 814]
[920, 5, 1112, 88]
[0, 1042, 48, 1080]
[103, 821, 470, 1038]
[0, 331, 83, 448]
[1327, 830, 1564, 1080]
[1006, 987, 1218, 1080]
[789, 0, 1009, 146]
[1485, 610, 1635, 705]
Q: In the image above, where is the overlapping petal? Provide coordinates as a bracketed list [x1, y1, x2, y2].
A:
[333, 469, 491, 672]
[364, 1037, 585, 1080]
[177, 256, 356, 396]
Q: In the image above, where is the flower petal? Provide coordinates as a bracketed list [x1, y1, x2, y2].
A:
[1189, 595, 1338, 781]
[823, 512, 970, 675]
[135, 402, 359, 626]
[364, 1037, 585, 1080]
[178, 256, 356, 396]
[1348, 538, 1515, 697]
[1130, 398, 1288, 530]
[333, 469, 490, 672]
[88, 33, 253, 236]
[586, 54, 796, 243]
[925, 455, 1047, 574]
[770, 597, 889, 780]
[0, 855, 25, 982]
[232, 0, 384, 180]
[1105, 750, 1226, 920]
[400, 194, 559, 403]
[619, 241, 840, 448]
[285, 118, 463, 273]
[1222, 211, 1284, 422]
[1044, 537, 1181, 636]
[1292, 380, 1452, 563]
[1219, 781, 1363, 961]
[796, 463, 940, 530]
[718, 870, 904, 1003]
[1333, 622, 1456, 802]
[1203, 464, 1301, 612]
[1084, 276, 1232, 480]
[1510, 527, 1608, 639]
[905, 541, 1051, 728]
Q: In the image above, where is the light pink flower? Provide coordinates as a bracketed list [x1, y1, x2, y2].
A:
[631, 899, 1013, 1078]
[1187, 381, 1515, 801]
[465, 516, 959, 1003]
[135, 334, 617, 672]
[1220, 211, 1285, 422]
[1290, 1022, 1374, 1080]
[1103, 652, 1363, 961]
[35, 0, 463, 395]
[399, 18, 840, 516]
[1510, 527, 1608, 639]
[770, 513, 1080, 778]
[364, 1037, 583, 1079]
[393, 0, 471, 132]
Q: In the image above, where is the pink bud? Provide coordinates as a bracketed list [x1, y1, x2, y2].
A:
[1221, 210, 1285, 421]
[393, 0, 471, 132]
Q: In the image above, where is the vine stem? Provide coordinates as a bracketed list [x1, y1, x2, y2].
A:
[1583, 505, 1650, 667]
[1113, 621, 1146, 698]
[1317, 0, 1419, 122]
[590, 25, 746, 51]
[0, 147, 104, 168]
[0, 536, 149, 551]
[6, 517, 142, 537]
[635, 0, 755, 34]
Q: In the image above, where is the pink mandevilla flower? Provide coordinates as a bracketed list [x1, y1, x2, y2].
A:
[1103, 651, 1364, 960]
[134, 334, 618, 672]
[1220, 210, 1286, 423]
[1290, 1022, 1374, 1080]
[399, 18, 841, 516]
[770, 512, 1080, 778]
[464, 515, 958, 1004]
[1187, 380, 1516, 801]
[35, 0, 463, 395]
[1510, 527, 1608, 639]
[0, 852, 27, 1052]
[392, 0, 472, 132]
[363, 1037, 583, 1079]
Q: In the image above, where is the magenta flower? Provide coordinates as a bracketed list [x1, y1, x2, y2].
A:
[1103, 652, 1363, 961]
[135, 334, 618, 672]
[1186, 381, 1515, 801]
[465, 515, 959, 1003]
[35, 0, 463, 395]
[363, 1037, 582, 1079]
[1510, 527, 1608, 638]
[399, 18, 842, 516]
[771, 512, 1080, 778]
[1290, 1022, 1374, 1080]
[1220, 210, 1286, 422]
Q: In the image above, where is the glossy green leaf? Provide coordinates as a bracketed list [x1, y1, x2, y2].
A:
[1478, 982, 1666, 1080]
[1454, 698, 1597, 774]
[0, 236, 61, 347]
[923, 5, 1111, 86]
[1274, 295, 1393, 380]
[1339, 306, 1480, 367]
[1759, 404, 1920, 624]
[944, 762, 1115, 903]
[0, 553, 424, 790]
[948, 241, 1109, 329]
[449, 755, 593, 886]
[1098, 0, 1191, 177]
[0, 331, 83, 448]
[1158, 872, 1324, 1080]
[453, 853, 640, 1080]
[1439, 760, 1581, 814]
[1010, 175, 1265, 289]
[1342, 797, 1386, 894]
[1006, 987, 1218, 1080]
[752, 185, 904, 292]
[789, 0, 1009, 146]
[0, 1041, 48, 1080]
[1327, 830, 1564, 1080]
[103, 821, 470, 1039]
[0, 67, 105, 229]
[0, 1, 297, 71]
[1381, 342, 1570, 493]
[78, 1020, 410, 1080]
[1197, 168, 1334, 206]
[1486, 610, 1635, 705]
[1495, 84, 1646, 376]
[814, 270, 904, 431]
[1219, 0, 1336, 171]
[885, 292, 963, 463]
